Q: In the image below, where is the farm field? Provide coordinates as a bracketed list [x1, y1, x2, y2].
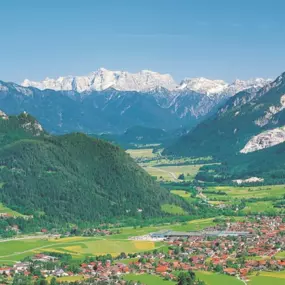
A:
[126, 148, 157, 159]
[195, 271, 243, 285]
[275, 251, 285, 259]
[170, 190, 191, 198]
[47, 276, 85, 282]
[126, 148, 212, 182]
[0, 217, 222, 265]
[249, 271, 285, 285]
[0, 236, 160, 264]
[203, 185, 285, 214]
[123, 273, 175, 285]
[208, 185, 285, 199]
[242, 201, 279, 214]
[144, 164, 203, 181]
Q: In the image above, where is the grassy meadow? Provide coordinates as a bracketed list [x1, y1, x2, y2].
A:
[0, 217, 220, 265]
[204, 185, 285, 214]
[0, 236, 160, 264]
[126, 148, 157, 159]
[124, 273, 175, 285]
[195, 271, 243, 285]
[0, 202, 24, 217]
[249, 271, 285, 285]
[126, 147, 212, 182]
[161, 203, 187, 215]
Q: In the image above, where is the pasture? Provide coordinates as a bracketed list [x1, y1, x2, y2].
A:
[144, 164, 203, 181]
[208, 185, 285, 199]
[124, 273, 175, 285]
[161, 204, 187, 215]
[47, 276, 85, 282]
[0, 217, 221, 265]
[0, 236, 159, 264]
[170, 190, 191, 198]
[249, 271, 285, 285]
[0, 202, 24, 217]
[126, 148, 156, 159]
[242, 201, 279, 214]
[195, 271, 243, 285]
[204, 185, 285, 214]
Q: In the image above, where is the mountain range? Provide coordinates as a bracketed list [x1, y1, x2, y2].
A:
[0, 69, 271, 134]
[22, 68, 271, 96]
[165, 71, 285, 182]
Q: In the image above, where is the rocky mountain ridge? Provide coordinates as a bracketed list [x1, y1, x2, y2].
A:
[22, 68, 271, 97]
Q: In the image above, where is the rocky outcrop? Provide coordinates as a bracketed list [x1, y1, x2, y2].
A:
[240, 126, 285, 153]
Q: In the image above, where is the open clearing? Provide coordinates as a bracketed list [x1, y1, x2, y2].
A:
[170, 190, 191, 198]
[242, 201, 279, 214]
[144, 164, 203, 181]
[47, 276, 85, 282]
[124, 273, 175, 285]
[0, 217, 221, 264]
[161, 204, 187, 215]
[209, 185, 285, 199]
[204, 185, 285, 214]
[126, 148, 156, 159]
[195, 271, 243, 285]
[0, 202, 24, 217]
[0, 237, 159, 264]
[249, 271, 285, 285]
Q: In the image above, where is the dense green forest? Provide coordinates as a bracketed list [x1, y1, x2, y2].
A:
[196, 141, 285, 184]
[0, 112, 190, 226]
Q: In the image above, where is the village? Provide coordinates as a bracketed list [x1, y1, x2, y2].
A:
[0, 216, 284, 284]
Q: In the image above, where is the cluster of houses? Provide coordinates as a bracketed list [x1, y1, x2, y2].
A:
[127, 216, 285, 282]
[1, 216, 285, 284]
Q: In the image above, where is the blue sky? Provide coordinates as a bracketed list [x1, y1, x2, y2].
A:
[1, 0, 285, 83]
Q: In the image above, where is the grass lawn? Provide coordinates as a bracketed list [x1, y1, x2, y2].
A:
[249, 271, 285, 285]
[0, 217, 222, 265]
[275, 251, 285, 259]
[195, 271, 243, 285]
[209, 185, 285, 199]
[161, 204, 187, 215]
[170, 190, 191, 198]
[145, 165, 203, 181]
[47, 276, 85, 282]
[124, 273, 175, 285]
[242, 201, 278, 214]
[0, 237, 159, 264]
[0, 202, 24, 217]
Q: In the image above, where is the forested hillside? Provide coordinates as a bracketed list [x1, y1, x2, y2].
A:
[0, 111, 189, 224]
[165, 72, 285, 158]
[164, 72, 285, 183]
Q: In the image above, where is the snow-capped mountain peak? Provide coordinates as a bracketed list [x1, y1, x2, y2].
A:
[178, 77, 272, 97]
[22, 68, 177, 93]
[178, 77, 228, 96]
[21, 69, 272, 97]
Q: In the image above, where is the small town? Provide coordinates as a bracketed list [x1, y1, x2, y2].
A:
[1, 216, 284, 284]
